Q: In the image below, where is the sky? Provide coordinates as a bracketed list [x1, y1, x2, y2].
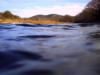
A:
[0, 0, 90, 18]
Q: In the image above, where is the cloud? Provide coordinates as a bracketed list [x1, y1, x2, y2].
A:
[12, 3, 85, 18]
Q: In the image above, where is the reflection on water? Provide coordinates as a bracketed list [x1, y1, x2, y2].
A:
[0, 23, 100, 75]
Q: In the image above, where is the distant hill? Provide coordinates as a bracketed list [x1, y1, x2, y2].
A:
[60, 15, 74, 22]
[31, 15, 46, 19]
[30, 14, 74, 22]
[30, 14, 63, 21]
[0, 11, 20, 19]
[75, 0, 100, 23]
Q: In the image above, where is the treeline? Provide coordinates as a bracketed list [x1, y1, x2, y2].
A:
[75, 0, 100, 23]
[75, 8, 100, 23]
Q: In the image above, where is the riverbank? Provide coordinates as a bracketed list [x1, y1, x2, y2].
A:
[0, 19, 66, 25]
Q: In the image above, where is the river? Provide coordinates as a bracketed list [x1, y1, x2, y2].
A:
[0, 23, 100, 75]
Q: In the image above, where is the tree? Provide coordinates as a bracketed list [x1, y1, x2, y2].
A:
[75, 0, 100, 23]
[2, 11, 20, 19]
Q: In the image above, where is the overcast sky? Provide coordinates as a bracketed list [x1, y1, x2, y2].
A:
[0, 0, 90, 17]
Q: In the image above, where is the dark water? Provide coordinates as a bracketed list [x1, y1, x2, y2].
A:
[0, 23, 100, 75]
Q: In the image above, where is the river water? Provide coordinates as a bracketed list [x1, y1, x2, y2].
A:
[0, 23, 100, 75]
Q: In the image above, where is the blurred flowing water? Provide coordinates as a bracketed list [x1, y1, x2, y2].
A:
[0, 23, 100, 75]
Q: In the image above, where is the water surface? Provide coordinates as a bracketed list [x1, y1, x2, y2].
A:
[0, 23, 100, 75]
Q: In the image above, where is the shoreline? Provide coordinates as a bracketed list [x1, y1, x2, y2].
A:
[0, 21, 66, 25]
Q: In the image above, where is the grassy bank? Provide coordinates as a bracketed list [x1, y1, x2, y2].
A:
[0, 19, 65, 24]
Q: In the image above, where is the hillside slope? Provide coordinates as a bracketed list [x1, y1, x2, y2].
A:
[75, 0, 100, 23]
